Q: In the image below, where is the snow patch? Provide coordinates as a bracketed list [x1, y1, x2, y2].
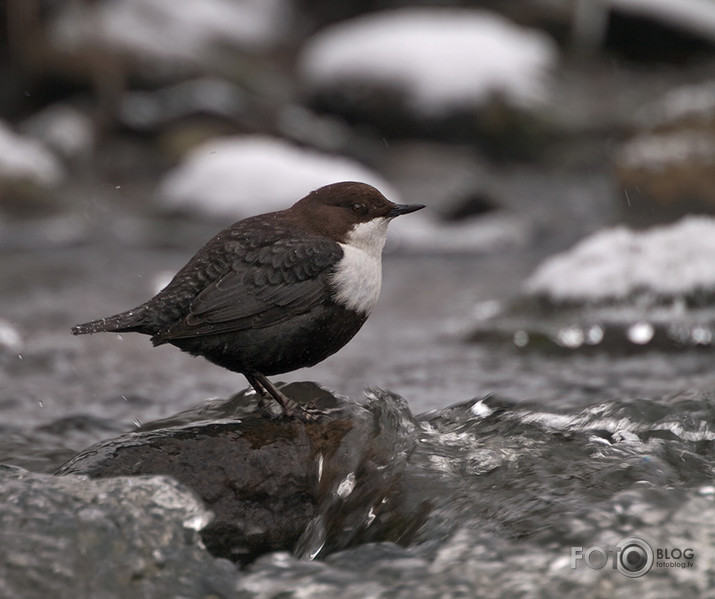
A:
[0, 120, 64, 188]
[526, 216, 715, 302]
[298, 9, 557, 116]
[21, 104, 94, 159]
[158, 135, 396, 219]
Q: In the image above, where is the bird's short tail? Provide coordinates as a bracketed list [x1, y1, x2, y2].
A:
[71, 309, 145, 336]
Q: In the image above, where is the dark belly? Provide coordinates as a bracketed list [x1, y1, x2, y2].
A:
[168, 302, 368, 376]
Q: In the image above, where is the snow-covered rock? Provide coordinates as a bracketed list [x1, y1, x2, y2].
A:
[298, 9, 558, 117]
[633, 80, 715, 130]
[20, 104, 94, 159]
[0, 120, 64, 188]
[617, 131, 715, 174]
[526, 216, 715, 302]
[615, 80, 715, 217]
[468, 217, 715, 353]
[50, 0, 290, 66]
[158, 135, 397, 219]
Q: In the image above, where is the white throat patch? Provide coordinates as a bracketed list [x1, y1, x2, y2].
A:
[330, 218, 390, 315]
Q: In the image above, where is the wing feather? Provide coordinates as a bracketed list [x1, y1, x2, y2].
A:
[155, 235, 342, 341]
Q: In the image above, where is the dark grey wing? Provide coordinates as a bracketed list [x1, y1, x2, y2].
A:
[154, 236, 343, 341]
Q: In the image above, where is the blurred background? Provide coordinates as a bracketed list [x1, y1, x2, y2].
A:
[2, 0, 715, 453]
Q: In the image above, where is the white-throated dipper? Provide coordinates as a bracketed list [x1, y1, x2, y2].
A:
[72, 181, 424, 421]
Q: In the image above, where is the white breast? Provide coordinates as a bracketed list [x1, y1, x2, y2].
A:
[330, 218, 390, 315]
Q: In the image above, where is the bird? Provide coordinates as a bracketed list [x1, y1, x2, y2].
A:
[72, 181, 424, 421]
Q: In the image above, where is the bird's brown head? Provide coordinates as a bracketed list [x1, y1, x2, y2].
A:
[288, 181, 424, 245]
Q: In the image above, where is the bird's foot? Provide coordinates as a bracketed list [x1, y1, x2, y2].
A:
[286, 401, 340, 423]
[247, 372, 334, 423]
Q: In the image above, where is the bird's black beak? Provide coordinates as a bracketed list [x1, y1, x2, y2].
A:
[388, 203, 425, 217]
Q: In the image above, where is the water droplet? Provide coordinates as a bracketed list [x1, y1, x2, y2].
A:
[366, 506, 377, 526]
[585, 324, 604, 345]
[470, 399, 493, 418]
[691, 325, 712, 346]
[556, 325, 584, 349]
[513, 330, 529, 348]
[0, 319, 22, 350]
[133, 418, 142, 428]
[183, 514, 210, 531]
[472, 300, 502, 321]
[336, 472, 356, 498]
[627, 321, 654, 345]
[38, 400, 44, 408]
[316, 454, 324, 482]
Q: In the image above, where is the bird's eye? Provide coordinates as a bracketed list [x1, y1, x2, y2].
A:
[351, 202, 368, 215]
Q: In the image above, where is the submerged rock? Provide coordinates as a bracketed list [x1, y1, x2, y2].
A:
[57, 383, 424, 565]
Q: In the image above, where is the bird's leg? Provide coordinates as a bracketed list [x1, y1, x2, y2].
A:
[247, 372, 319, 422]
[244, 373, 275, 413]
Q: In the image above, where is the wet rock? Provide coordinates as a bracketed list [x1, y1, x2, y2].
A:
[57, 383, 424, 565]
[605, 0, 715, 62]
[570, 1, 715, 61]
[0, 465, 237, 599]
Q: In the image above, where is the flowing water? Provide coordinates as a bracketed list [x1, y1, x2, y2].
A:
[1, 176, 714, 598]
